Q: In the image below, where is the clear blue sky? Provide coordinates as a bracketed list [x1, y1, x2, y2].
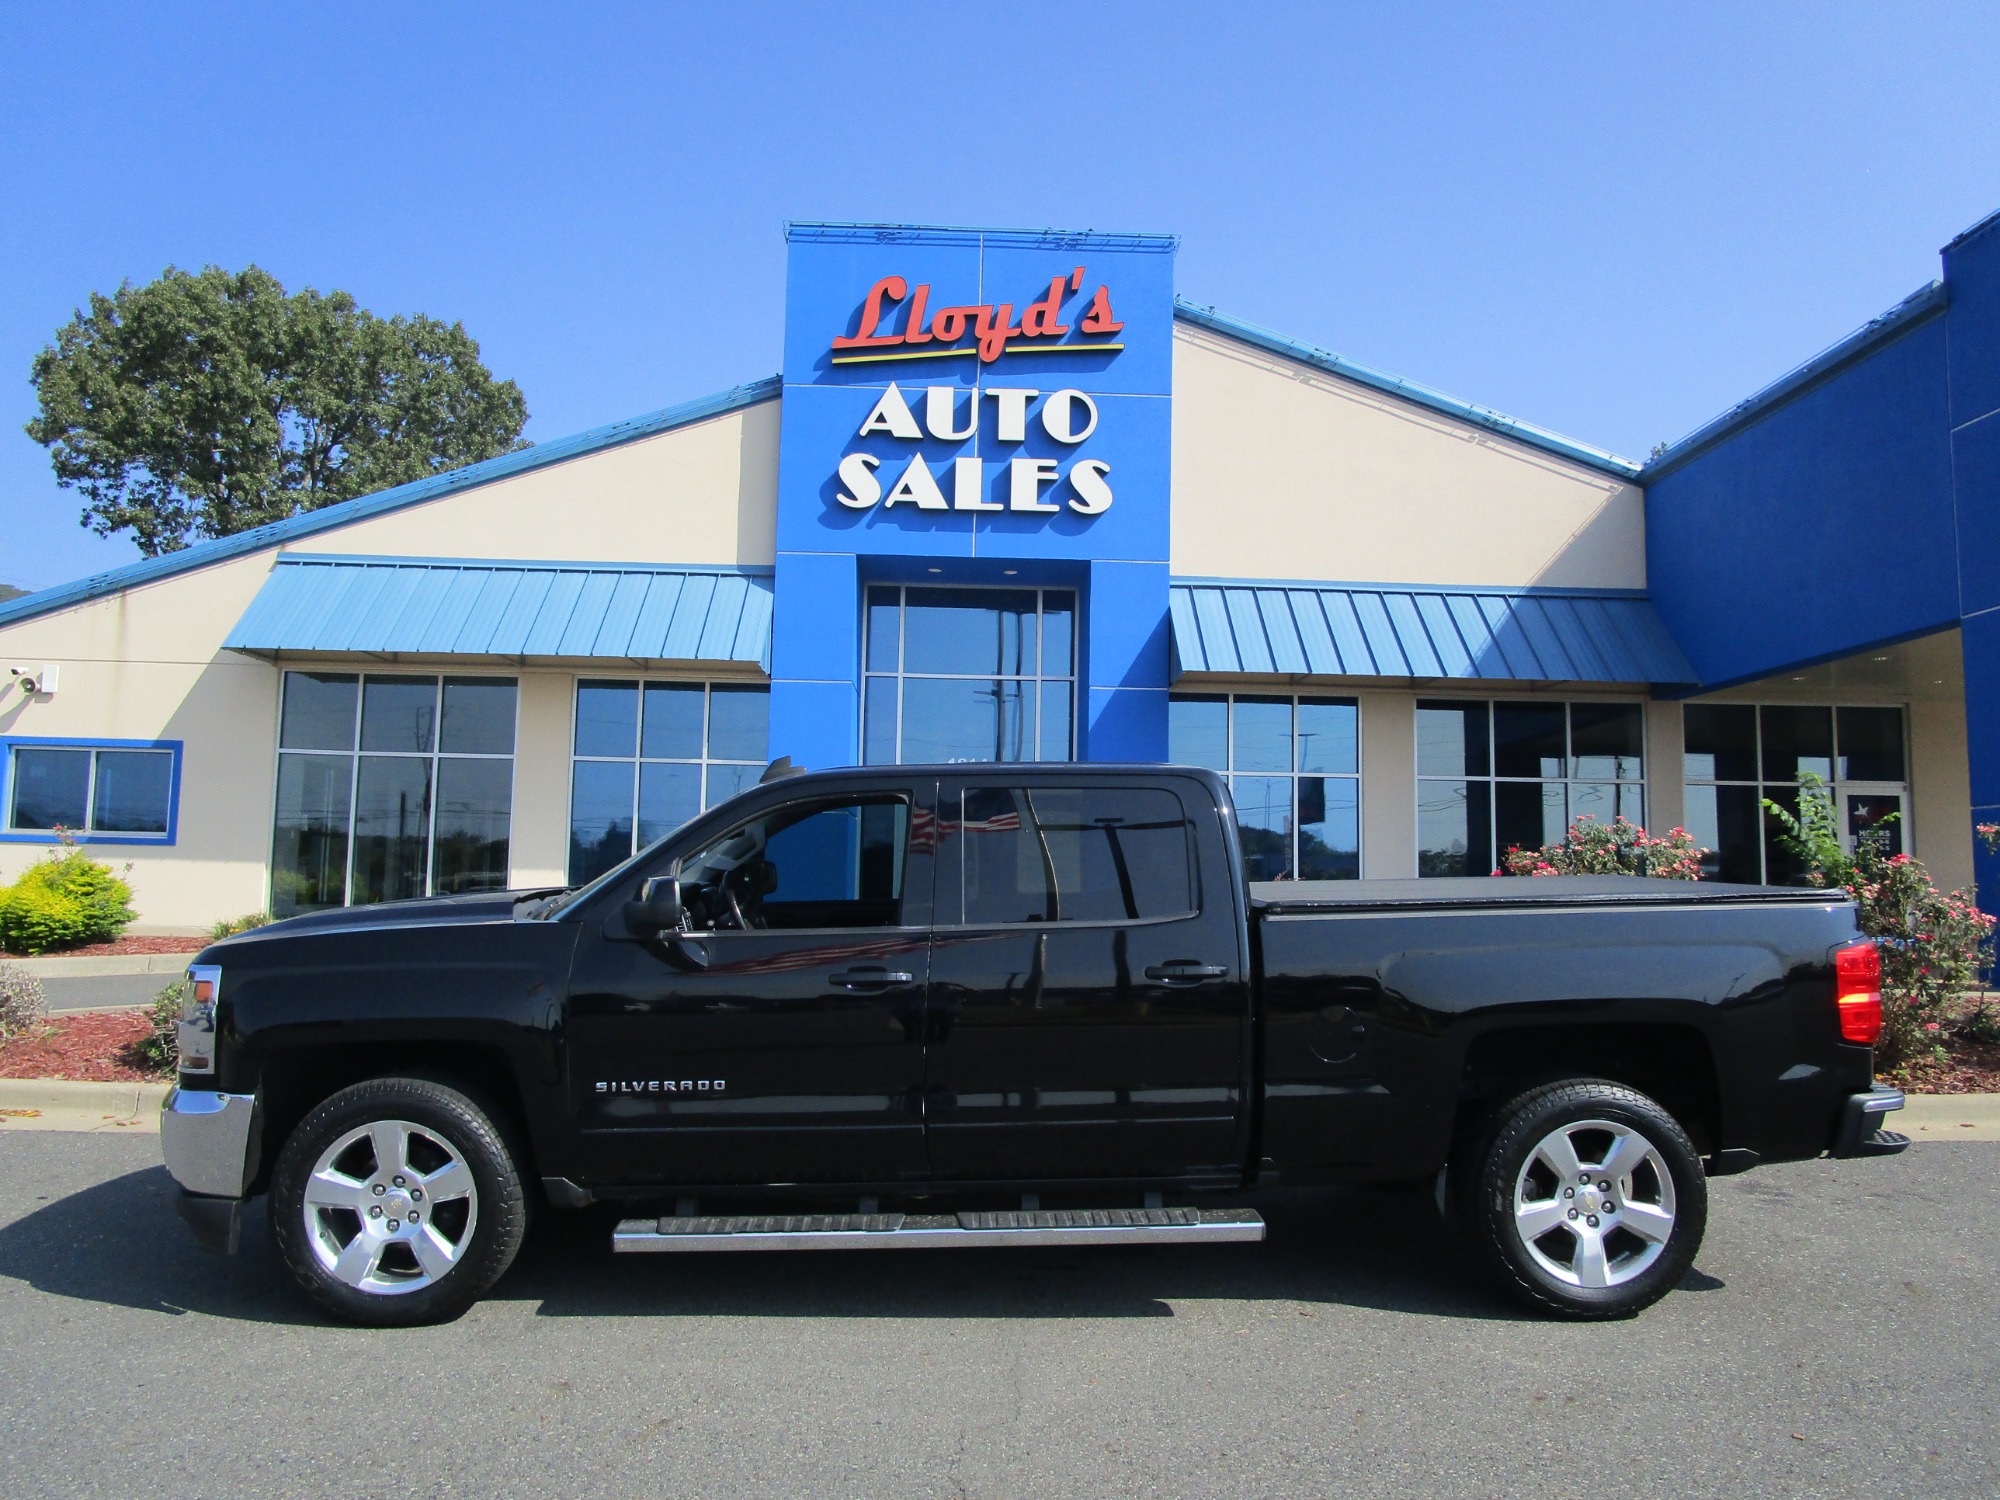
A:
[3, 2, 1997, 590]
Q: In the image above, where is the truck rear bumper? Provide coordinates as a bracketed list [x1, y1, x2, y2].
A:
[1831, 1084, 1909, 1158]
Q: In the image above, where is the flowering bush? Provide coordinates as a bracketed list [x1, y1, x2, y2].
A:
[0, 841, 137, 955]
[1769, 777, 1995, 1066]
[1501, 816, 1706, 880]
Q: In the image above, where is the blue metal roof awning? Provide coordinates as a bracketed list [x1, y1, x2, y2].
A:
[1169, 580, 1695, 685]
[225, 554, 774, 671]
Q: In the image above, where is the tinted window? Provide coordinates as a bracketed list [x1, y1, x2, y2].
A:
[1683, 704, 1756, 782]
[433, 758, 512, 895]
[1570, 703, 1642, 780]
[1837, 707, 1905, 782]
[1760, 706, 1833, 783]
[9, 748, 90, 830]
[904, 587, 1038, 676]
[360, 678, 438, 754]
[575, 680, 639, 758]
[1168, 695, 1227, 770]
[1295, 700, 1359, 775]
[1417, 702, 1489, 778]
[707, 684, 771, 763]
[91, 751, 173, 834]
[681, 797, 908, 930]
[280, 672, 359, 751]
[959, 786, 1193, 924]
[1494, 702, 1566, 779]
[641, 683, 704, 760]
[439, 678, 517, 755]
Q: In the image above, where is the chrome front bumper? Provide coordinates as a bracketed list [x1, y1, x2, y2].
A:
[160, 1088, 260, 1198]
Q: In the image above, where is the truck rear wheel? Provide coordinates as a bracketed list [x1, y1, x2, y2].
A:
[1456, 1079, 1707, 1319]
[269, 1077, 528, 1327]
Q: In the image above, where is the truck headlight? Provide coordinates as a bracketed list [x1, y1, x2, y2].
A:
[178, 964, 222, 1074]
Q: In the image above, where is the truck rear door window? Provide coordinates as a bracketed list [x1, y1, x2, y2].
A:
[958, 787, 1193, 925]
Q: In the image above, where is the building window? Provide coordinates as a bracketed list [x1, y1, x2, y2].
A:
[271, 672, 517, 917]
[1682, 704, 1907, 884]
[1416, 700, 1644, 877]
[1168, 693, 1360, 880]
[862, 586, 1074, 764]
[3, 740, 179, 842]
[568, 680, 771, 884]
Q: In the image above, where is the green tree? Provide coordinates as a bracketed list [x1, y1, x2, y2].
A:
[26, 265, 529, 556]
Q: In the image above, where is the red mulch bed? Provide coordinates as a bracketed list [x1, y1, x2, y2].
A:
[0, 1010, 164, 1083]
[0, 935, 208, 961]
[1883, 1039, 2000, 1095]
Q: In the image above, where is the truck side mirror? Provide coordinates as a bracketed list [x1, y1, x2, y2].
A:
[623, 874, 684, 935]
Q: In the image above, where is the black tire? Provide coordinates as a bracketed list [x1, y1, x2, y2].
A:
[1452, 1079, 1707, 1320]
[269, 1077, 528, 1327]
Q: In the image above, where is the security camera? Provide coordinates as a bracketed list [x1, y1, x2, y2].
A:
[9, 665, 57, 697]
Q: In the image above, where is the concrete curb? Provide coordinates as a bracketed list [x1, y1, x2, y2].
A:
[0, 1077, 169, 1133]
[0, 952, 202, 978]
[1900, 1092, 2000, 1139]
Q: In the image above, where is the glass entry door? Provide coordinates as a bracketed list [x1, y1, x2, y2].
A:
[862, 586, 1075, 764]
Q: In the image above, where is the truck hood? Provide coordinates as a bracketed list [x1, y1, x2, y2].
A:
[198, 888, 568, 956]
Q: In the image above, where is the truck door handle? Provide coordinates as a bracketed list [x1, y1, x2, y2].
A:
[1145, 962, 1228, 984]
[831, 968, 915, 989]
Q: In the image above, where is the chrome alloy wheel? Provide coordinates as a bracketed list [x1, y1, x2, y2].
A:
[301, 1119, 479, 1296]
[1511, 1118, 1677, 1289]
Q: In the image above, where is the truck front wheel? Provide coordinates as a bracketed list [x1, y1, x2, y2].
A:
[269, 1077, 528, 1327]
[1456, 1079, 1708, 1319]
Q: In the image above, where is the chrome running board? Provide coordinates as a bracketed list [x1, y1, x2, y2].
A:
[611, 1206, 1265, 1253]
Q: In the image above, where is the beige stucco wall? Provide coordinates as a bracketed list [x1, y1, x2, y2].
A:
[0, 401, 783, 930]
[0, 552, 283, 928]
[305, 400, 780, 565]
[1170, 323, 1646, 589]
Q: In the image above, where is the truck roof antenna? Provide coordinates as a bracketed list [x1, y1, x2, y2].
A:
[759, 756, 807, 784]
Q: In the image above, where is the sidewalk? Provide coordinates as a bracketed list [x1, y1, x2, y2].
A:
[0, 1078, 168, 1132]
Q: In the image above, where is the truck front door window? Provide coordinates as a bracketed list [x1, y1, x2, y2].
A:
[680, 797, 910, 931]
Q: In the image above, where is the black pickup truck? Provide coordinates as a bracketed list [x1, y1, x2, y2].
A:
[161, 763, 1907, 1326]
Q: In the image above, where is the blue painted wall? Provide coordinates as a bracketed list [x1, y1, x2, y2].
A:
[1945, 216, 2000, 904]
[1644, 208, 2000, 909]
[768, 223, 1178, 769]
[1644, 315, 1957, 690]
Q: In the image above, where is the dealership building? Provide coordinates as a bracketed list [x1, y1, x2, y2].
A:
[3, 214, 1998, 930]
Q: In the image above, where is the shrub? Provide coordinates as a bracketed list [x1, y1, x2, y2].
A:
[1769, 776, 1994, 1067]
[0, 963, 47, 1039]
[0, 847, 137, 955]
[209, 911, 273, 940]
[1501, 816, 1706, 880]
[127, 980, 182, 1075]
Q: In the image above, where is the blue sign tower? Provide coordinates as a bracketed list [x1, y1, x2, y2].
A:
[768, 222, 1179, 771]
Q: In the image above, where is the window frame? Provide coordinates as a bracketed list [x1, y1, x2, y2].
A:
[1681, 700, 1913, 883]
[861, 583, 1078, 764]
[1166, 691, 1363, 881]
[566, 676, 772, 884]
[1413, 695, 1648, 878]
[1, 737, 183, 845]
[267, 670, 519, 913]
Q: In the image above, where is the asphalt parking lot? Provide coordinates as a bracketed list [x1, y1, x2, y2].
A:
[0, 1133, 1993, 1500]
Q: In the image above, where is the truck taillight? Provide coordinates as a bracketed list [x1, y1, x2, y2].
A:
[1834, 942, 1883, 1046]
